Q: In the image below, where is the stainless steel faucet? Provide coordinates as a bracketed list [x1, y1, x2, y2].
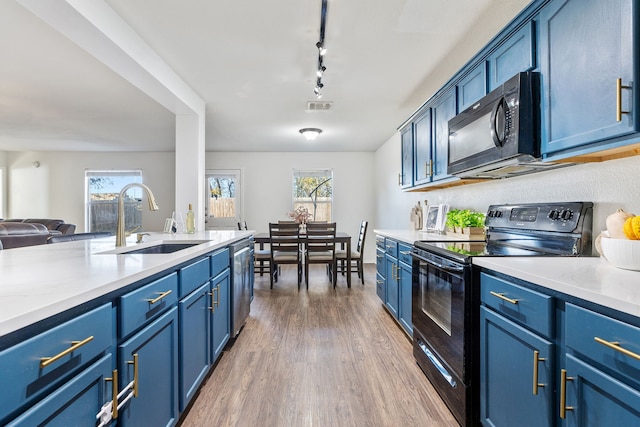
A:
[116, 183, 159, 247]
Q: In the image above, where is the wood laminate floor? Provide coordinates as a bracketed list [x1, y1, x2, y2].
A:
[179, 264, 457, 427]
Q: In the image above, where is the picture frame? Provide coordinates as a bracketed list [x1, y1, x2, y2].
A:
[425, 205, 441, 231]
[163, 218, 174, 234]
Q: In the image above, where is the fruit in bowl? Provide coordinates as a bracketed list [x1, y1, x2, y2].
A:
[600, 237, 640, 271]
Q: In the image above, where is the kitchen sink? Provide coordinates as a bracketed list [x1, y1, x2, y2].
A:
[119, 243, 200, 254]
[99, 240, 210, 255]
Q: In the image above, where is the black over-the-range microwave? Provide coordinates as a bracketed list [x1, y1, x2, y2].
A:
[446, 71, 567, 179]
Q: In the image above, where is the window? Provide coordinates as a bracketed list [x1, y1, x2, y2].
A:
[205, 169, 243, 230]
[292, 169, 333, 222]
[85, 170, 142, 233]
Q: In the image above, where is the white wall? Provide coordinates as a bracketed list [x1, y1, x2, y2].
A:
[5, 151, 175, 233]
[206, 152, 376, 262]
[374, 133, 640, 239]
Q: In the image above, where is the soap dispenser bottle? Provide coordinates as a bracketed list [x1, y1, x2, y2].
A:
[186, 204, 195, 234]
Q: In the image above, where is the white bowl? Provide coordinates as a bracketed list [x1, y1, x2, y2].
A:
[600, 237, 640, 271]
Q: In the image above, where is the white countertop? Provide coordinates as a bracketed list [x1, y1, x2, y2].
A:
[473, 256, 640, 318]
[0, 230, 251, 338]
[374, 229, 484, 245]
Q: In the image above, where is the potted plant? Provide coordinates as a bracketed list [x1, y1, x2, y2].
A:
[445, 209, 486, 237]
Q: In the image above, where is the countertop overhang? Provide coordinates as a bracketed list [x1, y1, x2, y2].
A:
[0, 230, 252, 339]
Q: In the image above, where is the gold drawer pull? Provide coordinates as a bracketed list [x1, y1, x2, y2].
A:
[145, 290, 172, 304]
[616, 78, 632, 122]
[560, 369, 574, 419]
[400, 251, 411, 255]
[594, 337, 640, 360]
[105, 369, 119, 419]
[40, 336, 94, 368]
[127, 353, 139, 397]
[490, 291, 519, 305]
[532, 350, 546, 395]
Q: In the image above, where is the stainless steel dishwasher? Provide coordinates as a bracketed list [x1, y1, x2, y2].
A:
[230, 238, 252, 337]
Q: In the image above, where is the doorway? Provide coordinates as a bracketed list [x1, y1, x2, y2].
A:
[205, 169, 243, 230]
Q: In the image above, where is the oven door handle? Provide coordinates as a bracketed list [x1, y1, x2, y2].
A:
[411, 253, 465, 273]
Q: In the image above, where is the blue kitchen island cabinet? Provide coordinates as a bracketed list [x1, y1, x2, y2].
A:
[539, 0, 637, 157]
[118, 307, 179, 427]
[210, 267, 230, 362]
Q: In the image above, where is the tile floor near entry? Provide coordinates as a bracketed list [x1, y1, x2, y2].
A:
[179, 264, 456, 427]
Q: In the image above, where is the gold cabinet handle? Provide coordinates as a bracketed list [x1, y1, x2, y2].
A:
[428, 159, 434, 177]
[560, 369, 574, 419]
[145, 290, 172, 304]
[105, 369, 119, 419]
[489, 291, 519, 305]
[400, 251, 411, 255]
[376, 279, 383, 284]
[208, 286, 219, 313]
[127, 353, 139, 398]
[532, 350, 546, 395]
[617, 78, 632, 121]
[594, 336, 640, 360]
[40, 336, 94, 368]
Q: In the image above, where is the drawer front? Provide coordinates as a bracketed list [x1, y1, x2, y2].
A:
[0, 303, 112, 424]
[480, 273, 554, 339]
[210, 248, 230, 278]
[120, 272, 178, 338]
[398, 243, 412, 265]
[376, 247, 385, 276]
[179, 257, 211, 298]
[376, 235, 385, 249]
[376, 272, 385, 300]
[566, 303, 640, 386]
[384, 239, 398, 258]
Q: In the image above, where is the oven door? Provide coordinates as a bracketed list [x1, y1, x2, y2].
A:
[411, 249, 470, 381]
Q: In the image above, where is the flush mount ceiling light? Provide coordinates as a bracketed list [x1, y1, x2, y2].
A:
[299, 128, 323, 141]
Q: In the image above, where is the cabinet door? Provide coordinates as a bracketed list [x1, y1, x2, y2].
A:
[480, 306, 554, 427]
[118, 307, 179, 427]
[400, 125, 414, 188]
[211, 269, 231, 362]
[6, 354, 112, 427]
[458, 62, 487, 111]
[563, 354, 640, 426]
[487, 21, 535, 91]
[413, 108, 432, 186]
[178, 283, 210, 411]
[432, 88, 457, 181]
[398, 261, 413, 336]
[385, 254, 399, 318]
[539, 0, 636, 155]
[376, 272, 385, 301]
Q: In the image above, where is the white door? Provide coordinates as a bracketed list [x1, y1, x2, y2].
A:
[205, 169, 243, 230]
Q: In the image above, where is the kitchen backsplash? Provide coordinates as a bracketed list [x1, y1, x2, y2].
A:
[374, 133, 640, 238]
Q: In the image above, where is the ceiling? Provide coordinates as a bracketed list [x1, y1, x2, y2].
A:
[0, 0, 530, 153]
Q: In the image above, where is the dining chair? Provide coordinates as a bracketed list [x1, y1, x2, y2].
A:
[336, 220, 368, 285]
[304, 222, 337, 288]
[269, 222, 302, 289]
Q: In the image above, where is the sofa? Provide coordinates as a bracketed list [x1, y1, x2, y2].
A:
[0, 219, 77, 249]
[1, 219, 76, 235]
[0, 222, 55, 249]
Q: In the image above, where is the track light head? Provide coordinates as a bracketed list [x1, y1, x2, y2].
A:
[316, 41, 327, 56]
[316, 66, 326, 78]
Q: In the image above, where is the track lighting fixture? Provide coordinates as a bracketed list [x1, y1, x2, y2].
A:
[311, 0, 328, 96]
[299, 128, 323, 141]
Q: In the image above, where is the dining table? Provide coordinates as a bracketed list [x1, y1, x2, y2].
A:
[253, 231, 353, 288]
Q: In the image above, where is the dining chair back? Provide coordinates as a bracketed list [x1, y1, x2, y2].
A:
[304, 222, 337, 288]
[336, 220, 368, 284]
[269, 222, 302, 288]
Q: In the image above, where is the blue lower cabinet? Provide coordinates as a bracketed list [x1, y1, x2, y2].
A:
[563, 354, 640, 426]
[6, 354, 113, 426]
[480, 306, 554, 427]
[118, 307, 179, 427]
[376, 272, 385, 301]
[385, 255, 399, 318]
[398, 261, 413, 336]
[178, 282, 211, 412]
[211, 269, 231, 363]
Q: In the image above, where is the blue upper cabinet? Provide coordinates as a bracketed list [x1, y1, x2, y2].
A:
[432, 88, 457, 181]
[413, 108, 432, 186]
[487, 21, 535, 91]
[400, 125, 414, 189]
[539, 0, 637, 157]
[457, 62, 487, 111]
